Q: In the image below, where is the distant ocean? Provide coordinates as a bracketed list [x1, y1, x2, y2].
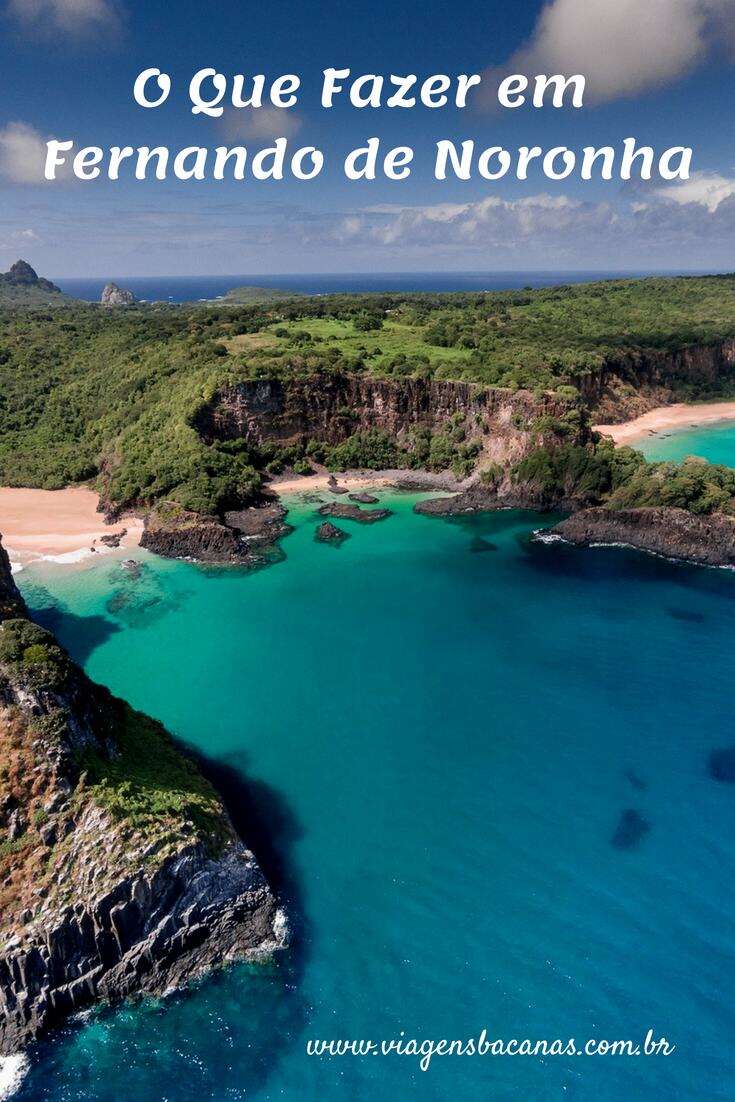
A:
[54, 269, 697, 304]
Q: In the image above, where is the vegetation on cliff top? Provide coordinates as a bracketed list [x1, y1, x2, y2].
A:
[0, 614, 231, 915]
[511, 439, 735, 516]
[2, 271, 735, 515]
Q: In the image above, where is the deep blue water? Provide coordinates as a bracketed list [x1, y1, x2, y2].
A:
[12, 491, 735, 1100]
[55, 269, 693, 304]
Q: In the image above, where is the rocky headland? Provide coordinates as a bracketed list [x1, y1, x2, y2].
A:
[139, 499, 291, 566]
[547, 507, 735, 567]
[0, 538, 285, 1057]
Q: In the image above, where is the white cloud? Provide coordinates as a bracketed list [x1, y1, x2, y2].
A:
[337, 193, 617, 250]
[6, 0, 122, 37]
[218, 107, 303, 143]
[0, 122, 48, 185]
[488, 0, 734, 104]
[656, 170, 735, 212]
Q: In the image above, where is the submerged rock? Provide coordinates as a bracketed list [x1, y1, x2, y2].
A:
[315, 521, 349, 544]
[318, 503, 392, 524]
[611, 809, 650, 849]
[623, 768, 647, 792]
[469, 536, 497, 553]
[709, 747, 735, 782]
[667, 607, 706, 624]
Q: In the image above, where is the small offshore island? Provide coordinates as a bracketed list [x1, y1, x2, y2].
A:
[6, 259, 735, 1063]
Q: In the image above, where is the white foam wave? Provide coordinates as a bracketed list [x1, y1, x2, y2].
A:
[0, 1054, 30, 1099]
[39, 547, 95, 565]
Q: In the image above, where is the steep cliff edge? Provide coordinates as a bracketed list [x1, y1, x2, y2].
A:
[194, 374, 578, 468]
[577, 339, 735, 423]
[0, 539, 285, 1056]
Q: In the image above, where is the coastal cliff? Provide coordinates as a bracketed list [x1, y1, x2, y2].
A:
[195, 375, 578, 468]
[548, 507, 735, 567]
[0, 539, 285, 1056]
[578, 339, 735, 423]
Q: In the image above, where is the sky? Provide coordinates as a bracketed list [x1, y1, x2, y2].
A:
[0, 0, 735, 276]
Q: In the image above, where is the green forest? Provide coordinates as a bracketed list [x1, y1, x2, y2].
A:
[2, 273, 735, 516]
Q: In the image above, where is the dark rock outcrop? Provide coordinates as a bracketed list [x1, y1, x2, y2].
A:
[414, 478, 570, 517]
[0, 537, 285, 1056]
[140, 501, 290, 565]
[99, 529, 126, 548]
[348, 492, 379, 504]
[315, 521, 349, 544]
[317, 503, 392, 524]
[548, 507, 735, 567]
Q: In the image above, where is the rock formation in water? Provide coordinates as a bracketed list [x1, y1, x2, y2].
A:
[315, 521, 349, 544]
[317, 503, 392, 524]
[0, 538, 285, 1056]
[100, 282, 137, 306]
[548, 507, 735, 567]
[140, 500, 291, 565]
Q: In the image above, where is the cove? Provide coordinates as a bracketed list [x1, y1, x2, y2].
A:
[13, 491, 735, 1101]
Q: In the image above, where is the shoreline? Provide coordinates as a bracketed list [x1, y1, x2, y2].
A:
[593, 401, 735, 446]
[268, 468, 465, 497]
[0, 486, 142, 569]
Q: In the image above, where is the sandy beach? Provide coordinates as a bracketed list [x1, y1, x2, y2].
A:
[270, 472, 399, 496]
[269, 468, 464, 497]
[0, 486, 142, 566]
[593, 401, 735, 445]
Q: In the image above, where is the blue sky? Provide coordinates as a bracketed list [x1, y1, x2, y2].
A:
[1, 0, 735, 276]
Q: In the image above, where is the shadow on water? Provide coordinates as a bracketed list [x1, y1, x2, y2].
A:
[28, 598, 122, 666]
[17, 748, 311, 1102]
[518, 525, 735, 603]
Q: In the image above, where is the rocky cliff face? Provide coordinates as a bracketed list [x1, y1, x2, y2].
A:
[578, 340, 735, 423]
[195, 374, 580, 467]
[549, 507, 735, 567]
[0, 539, 285, 1056]
[100, 282, 137, 306]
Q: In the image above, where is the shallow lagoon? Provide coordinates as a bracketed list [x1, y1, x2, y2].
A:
[13, 490, 735, 1101]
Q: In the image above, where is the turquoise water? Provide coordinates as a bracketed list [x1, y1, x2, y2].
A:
[13, 491, 735, 1101]
[638, 418, 735, 465]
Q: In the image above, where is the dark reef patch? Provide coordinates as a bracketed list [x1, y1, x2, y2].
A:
[666, 606, 707, 624]
[611, 809, 651, 850]
[469, 537, 498, 553]
[623, 768, 647, 792]
[709, 747, 735, 782]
